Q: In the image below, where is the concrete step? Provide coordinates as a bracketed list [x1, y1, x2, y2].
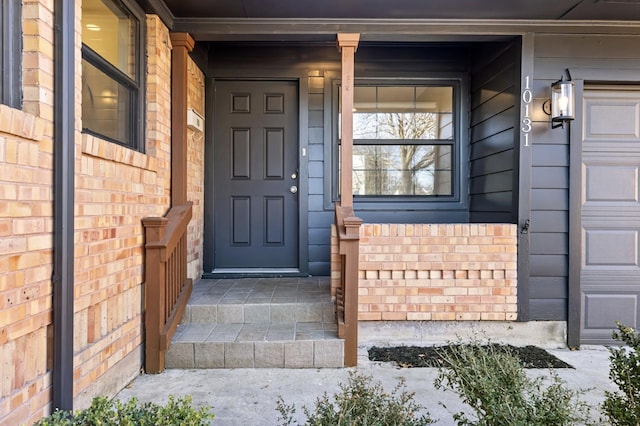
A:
[165, 321, 344, 368]
[164, 277, 344, 369]
[182, 301, 336, 324]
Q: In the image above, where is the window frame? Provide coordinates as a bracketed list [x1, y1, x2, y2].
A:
[81, 0, 145, 152]
[1, 0, 22, 109]
[331, 77, 468, 212]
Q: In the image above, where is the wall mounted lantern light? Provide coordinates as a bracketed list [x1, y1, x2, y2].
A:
[543, 70, 575, 129]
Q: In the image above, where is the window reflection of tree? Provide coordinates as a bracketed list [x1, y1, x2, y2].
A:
[354, 112, 444, 195]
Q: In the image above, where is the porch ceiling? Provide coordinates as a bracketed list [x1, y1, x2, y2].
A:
[163, 0, 640, 21]
[152, 0, 640, 42]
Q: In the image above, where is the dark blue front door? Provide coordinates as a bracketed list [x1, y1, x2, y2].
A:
[213, 80, 299, 269]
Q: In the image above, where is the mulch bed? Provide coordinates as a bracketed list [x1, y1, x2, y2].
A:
[368, 345, 574, 369]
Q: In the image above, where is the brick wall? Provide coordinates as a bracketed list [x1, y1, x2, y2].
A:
[0, 108, 53, 425]
[0, 1, 55, 424]
[1, 7, 178, 424]
[72, 14, 172, 409]
[186, 58, 205, 280]
[332, 223, 518, 322]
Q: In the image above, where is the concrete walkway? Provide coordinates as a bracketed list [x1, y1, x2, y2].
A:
[116, 345, 616, 425]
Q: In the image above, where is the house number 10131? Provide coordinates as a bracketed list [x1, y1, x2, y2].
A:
[521, 76, 532, 147]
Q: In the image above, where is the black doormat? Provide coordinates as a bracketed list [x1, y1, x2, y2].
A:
[368, 345, 574, 369]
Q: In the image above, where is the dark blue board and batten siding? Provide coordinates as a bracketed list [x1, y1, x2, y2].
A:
[530, 34, 640, 321]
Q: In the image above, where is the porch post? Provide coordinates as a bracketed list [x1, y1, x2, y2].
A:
[170, 33, 195, 206]
[337, 33, 360, 207]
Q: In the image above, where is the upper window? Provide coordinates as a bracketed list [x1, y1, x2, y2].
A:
[339, 83, 456, 198]
[81, 0, 144, 150]
[1, 0, 22, 108]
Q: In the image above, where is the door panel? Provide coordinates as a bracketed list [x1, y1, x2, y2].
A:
[580, 88, 640, 344]
[213, 81, 299, 269]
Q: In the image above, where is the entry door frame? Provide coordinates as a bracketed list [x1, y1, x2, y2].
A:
[203, 73, 309, 276]
[568, 79, 640, 347]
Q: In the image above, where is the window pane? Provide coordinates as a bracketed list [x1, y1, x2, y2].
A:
[416, 87, 452, 112]
[353, 145, 452, 196]
[82, 59, 132, 146]
[378, 86, 415, 112]
[356, 112, 452, 140]
[82, 0, 136, 78]
[352, 86, 453, 140]
[416, 86, 453, 139]
[1, 0, 22, 108]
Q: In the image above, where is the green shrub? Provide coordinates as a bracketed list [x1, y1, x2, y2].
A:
[276, 371, 433, 425]
[34, 395, 213, 426]
[602, 321, 640, 425]
[434, 339, 593, 426]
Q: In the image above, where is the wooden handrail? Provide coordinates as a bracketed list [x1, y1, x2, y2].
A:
[142, 201, 193, 373]
[334, 202, 362, 367]
[144, 203, 193, 259]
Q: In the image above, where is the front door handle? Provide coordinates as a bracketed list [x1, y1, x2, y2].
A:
[290, 185, 298, 194]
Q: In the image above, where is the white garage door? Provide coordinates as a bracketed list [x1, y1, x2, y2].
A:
[580, 87, 640, 344]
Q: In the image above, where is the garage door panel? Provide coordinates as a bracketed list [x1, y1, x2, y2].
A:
[581, 329, 631, 345]
[584, 165, 638, 202]
[583, 293, 637, 330]
[584, 229, 638, 267]
[584, 97, 640, 141]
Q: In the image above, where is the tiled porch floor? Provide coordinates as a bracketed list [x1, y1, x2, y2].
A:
[167, 277, 344, 368]
[187, 276, 332, 305]
[173, 321, 338, 343]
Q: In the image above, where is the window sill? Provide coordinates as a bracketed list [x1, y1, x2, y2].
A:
[0, 105, 49, 142]
[82, 133, 157, 172]
[353, 197, 465, 211]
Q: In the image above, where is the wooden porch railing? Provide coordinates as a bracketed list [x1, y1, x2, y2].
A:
[142, 202, 193, 373]
[334, 202, 362, 367]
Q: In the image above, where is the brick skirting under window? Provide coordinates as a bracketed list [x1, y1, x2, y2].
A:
[331, 223, 518, 321]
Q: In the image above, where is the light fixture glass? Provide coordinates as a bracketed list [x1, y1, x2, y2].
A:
[551, 79, 575, 128]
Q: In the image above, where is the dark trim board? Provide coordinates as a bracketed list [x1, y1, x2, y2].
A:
[136, 0, 175, 28]
[516, 33, 533, 322]
[174, 18, 640, 42]
[567, 80, 583, 346]
[298, 74, 310, 275]
[202, 77, 215, 273]
[53, 0, 75, 411]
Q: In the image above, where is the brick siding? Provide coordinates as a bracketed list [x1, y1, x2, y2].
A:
[0, 8, 194, 424]
[186, 58, 205, 280]
[0, 1, 56, 424]
[72, 14, 173, 409]
[332, 223, 518, 322]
